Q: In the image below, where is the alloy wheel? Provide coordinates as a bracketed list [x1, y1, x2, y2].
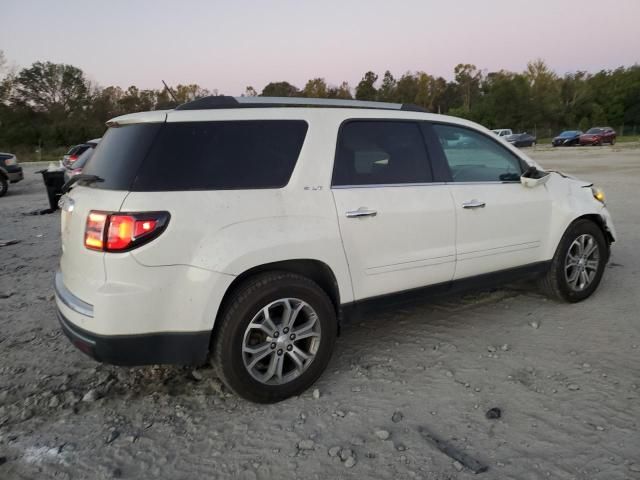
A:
[564, 234, 600, 291]
[242, 298, 321, 385]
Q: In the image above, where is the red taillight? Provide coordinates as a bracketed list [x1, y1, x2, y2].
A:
[84, 212, 107, 250]
[106, 215, 135, 250]
[84, 211, 169, 252]
[69, 154, 78, 163]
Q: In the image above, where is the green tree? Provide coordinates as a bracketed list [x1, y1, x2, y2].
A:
[327, 81, 352, 99]
[244, 86, 257, 97]
[377, 71, 397, 102]
[11, 61, 90, 113]
[454, 63, 482, 112]
[394, 72, 419, 104]
[173, 84, 210, 103]
[414, 73, 447, 111]
[525, 59, 561, 130]
[474, 70, 531, 129]
[302, 78, 328, 98]
[261, 81, 299, 97]
[355, 71, 378, 100]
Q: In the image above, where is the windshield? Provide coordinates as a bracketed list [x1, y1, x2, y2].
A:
[559, 131, 578, 137]
[586, 128, 603, 134]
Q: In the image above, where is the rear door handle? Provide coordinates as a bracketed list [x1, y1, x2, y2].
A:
[346, 207, 377, 218]
[462, 200, 486, 209]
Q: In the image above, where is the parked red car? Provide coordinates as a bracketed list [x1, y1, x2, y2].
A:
[579, 127, 616, 146]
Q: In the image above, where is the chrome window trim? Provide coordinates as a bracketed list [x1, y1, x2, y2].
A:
[54, 270, 94, 318]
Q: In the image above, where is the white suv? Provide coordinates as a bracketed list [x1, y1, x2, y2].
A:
[55, 97, 616, 403]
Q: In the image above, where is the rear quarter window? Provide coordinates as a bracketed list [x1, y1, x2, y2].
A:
[133, 120, 308, 191]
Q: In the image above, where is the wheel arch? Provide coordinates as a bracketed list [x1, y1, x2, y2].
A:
[559, 214, 613, 264]
[211, 259, 343, 346]
[575, 213, 614, 245]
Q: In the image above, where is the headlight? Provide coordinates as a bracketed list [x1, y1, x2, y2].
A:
[592, 187, 606, 204]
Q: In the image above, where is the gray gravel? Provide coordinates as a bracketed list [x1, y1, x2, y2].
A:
[1, 145, 640, 479]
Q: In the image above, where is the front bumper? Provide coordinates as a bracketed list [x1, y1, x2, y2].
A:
[54, 271, 210, 366]
[7, 166, 23, 183]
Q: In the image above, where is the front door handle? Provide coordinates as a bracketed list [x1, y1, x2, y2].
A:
[346, 207, 378, 218]
[462, 200, 486, 209]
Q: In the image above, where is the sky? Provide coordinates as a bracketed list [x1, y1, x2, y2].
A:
[1, 0, 639, 95]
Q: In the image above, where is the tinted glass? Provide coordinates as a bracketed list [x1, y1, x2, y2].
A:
[73, 148, 95, 169]
[332, 121, 431, 186]
[586, 128, 603, 134]
[82, 123, 161, 190]
[133, 121, 307, 191]
[433, 124, 523, 182]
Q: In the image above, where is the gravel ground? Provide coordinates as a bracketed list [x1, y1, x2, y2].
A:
[1, 145, 639, 480]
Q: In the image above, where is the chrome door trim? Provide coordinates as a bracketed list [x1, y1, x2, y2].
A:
[331, 181, 520, 189]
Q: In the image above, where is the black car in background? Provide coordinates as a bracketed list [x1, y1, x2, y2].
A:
[0, 152, 23, 197]
[61, 138, 100, 169]
[506, 132, 537, 148]
[63, 139, 100, 183]
[552, 130, 582, 147]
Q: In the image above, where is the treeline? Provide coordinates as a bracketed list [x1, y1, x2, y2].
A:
[0, 49, 639, 150]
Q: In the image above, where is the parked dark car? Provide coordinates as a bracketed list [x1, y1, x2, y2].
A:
[0, 152, 23, 197]
[579, 127, 616, 146]
[552, 130, 582, 147]
[63, 139, 100, 183]
[506, 133, 537, 148]
[61, 138, 100, 168]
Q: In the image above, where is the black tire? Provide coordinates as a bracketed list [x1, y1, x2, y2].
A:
[0, 176, 7, 197]
[212, 271, 337, 403]
[610, 138, 616, 145]
[538, 219, 608, 302]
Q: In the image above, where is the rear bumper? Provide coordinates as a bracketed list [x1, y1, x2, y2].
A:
[54, 271, 210, 366]
[57, 309, 210, 366]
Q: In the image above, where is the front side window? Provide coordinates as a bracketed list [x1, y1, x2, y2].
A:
[433, 124, 523, 182]
[332, 121, 431, 186]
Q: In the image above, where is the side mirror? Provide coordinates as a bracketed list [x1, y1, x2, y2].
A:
[520, 166, 551, 188]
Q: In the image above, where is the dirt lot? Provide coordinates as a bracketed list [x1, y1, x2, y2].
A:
[1, 145, 639, 480]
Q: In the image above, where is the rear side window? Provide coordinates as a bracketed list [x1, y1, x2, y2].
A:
[133, 120, 308, 191]
[82, 123, 162, 190]
[333, 121, 432, 186]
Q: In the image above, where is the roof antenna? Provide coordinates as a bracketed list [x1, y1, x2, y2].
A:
[162, 80, 179, 103]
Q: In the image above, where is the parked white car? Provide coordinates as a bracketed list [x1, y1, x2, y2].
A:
[492, 128, 513, 137]
[55, 97, 616, 403]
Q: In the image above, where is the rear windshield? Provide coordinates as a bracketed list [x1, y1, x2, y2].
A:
[82, 123, 162, 190]
[83, 120, 308, 191]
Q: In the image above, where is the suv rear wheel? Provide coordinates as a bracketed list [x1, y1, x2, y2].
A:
[539, 219, 607, 302]
[212, 271, 337, 403]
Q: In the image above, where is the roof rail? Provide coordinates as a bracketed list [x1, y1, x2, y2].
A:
[174, 95, 428, 112]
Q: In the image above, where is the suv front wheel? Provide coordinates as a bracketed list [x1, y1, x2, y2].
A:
[0, 175, 7, 197]
[539, 219, 608, 302]
[212, 272, 337, 403]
